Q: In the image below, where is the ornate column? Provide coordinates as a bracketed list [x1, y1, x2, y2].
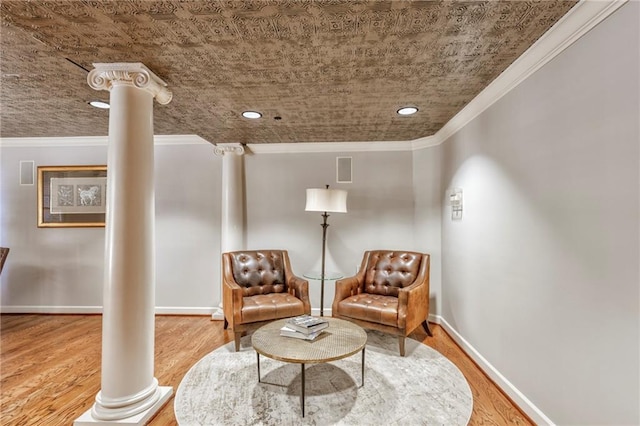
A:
[212, 143, 245, 320]
[75, 63, 172, 425]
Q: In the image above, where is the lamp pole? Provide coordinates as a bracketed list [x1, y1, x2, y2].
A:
[305, 183, 346, 317]
[320, 210, 329, 317]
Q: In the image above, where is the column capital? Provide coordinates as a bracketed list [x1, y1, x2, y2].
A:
[214, 143, 245, 156]
[87, 62, 172, 105]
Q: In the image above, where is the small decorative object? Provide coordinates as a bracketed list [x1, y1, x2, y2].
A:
[285, 315, 329, 334]
[450, 188, 463, 220]
[279, 325, 324, 341]
[37, 165, 107, 228]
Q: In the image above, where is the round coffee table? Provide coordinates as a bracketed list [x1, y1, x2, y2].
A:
[251, 317, 367, 417]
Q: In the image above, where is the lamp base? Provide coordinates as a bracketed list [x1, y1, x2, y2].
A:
[312, 307, 332, 317]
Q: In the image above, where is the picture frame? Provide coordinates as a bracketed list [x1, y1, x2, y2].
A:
[37, 165, 107, 228]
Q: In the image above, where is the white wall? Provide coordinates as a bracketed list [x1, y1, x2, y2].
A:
[412, 144, 442, 316]
[433, 2, 639, 424]
[0, 140, 221, 312]
[244, 150, 418, 313]
[154, 143, 220, 310]
[0, 145, 108, 309]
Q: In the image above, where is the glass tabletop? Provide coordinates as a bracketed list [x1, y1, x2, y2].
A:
[303, 271, 344, 280]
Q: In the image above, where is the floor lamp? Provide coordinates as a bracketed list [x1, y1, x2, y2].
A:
[305, 185, 348, 316]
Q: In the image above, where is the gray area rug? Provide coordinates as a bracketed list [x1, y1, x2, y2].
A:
[175, 330, 473, 425]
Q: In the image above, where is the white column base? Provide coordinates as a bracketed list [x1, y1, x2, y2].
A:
[74, 387, 173, 426]
[211, 304, 224, 320]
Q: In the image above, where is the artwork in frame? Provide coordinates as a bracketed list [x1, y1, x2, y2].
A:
[37, 165, 107, 228]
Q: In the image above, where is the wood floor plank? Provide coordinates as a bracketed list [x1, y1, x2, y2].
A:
[0, 314, 531, 425]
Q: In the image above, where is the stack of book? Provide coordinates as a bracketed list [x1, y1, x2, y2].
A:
[280, 315, 329, 341]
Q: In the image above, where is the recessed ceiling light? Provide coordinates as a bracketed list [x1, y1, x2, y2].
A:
[397, 106, 418, 116]
[89, 100, 110, 109]
[242, 111, 262, 119]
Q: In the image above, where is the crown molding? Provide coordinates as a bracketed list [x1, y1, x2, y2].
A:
[427, 0, 628, 147]
[247, 140, 415, 154]
[154, 135, 210, 145]
[410, 135, 440, 151]
[0, 136, 108, 147]
[0, 134, 210, 147]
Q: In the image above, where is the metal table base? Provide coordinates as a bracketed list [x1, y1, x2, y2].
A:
[257, 347, 365, 417]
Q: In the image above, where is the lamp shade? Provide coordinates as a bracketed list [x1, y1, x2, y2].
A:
[305, 188, 347, 213]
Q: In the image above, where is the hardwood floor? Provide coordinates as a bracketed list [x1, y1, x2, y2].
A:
[0, 314, 532, 425]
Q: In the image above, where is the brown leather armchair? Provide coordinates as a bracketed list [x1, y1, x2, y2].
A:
[332, 250, 432, 356]
[222, 250, 311, 351]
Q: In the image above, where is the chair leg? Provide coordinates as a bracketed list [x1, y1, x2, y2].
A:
[234, 331, 241, 352]
[223, 317, 229, 330]
[422, 320, 433, 337]
[398, 336, 406, 357]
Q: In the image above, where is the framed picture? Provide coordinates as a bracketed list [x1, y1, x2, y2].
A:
[37, 165, 107, 228]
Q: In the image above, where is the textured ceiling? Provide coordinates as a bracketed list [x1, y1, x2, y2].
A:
[0, 1, 577, 144]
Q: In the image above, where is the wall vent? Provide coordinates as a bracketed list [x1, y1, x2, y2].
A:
[19, 160, 35, 185]
[336, 156, 352, 183]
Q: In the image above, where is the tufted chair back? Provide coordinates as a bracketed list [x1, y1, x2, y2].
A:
[230, 250, 286, 296]
[364, 251, 422, 297]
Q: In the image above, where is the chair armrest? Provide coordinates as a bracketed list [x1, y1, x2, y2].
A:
[280, 251, 311, 313]
[333, 251, 373, 316]
[222, 253, 245, 327]
[287, 275, 311, 314]
[332, 276, 362, 315]
[397, 254, 430, 332]
[222, 278, 244, 326]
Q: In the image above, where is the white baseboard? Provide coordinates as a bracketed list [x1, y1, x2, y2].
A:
[154, 307, 216, 315]
[0, 305, 104, 314]
[0, 305, 216, 315]
[428, 313, 440, 324]
[433, 314, 554, 426]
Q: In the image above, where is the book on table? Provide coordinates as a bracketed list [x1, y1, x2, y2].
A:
[285, 315, 329, 334]
[280, 325, 324, 341]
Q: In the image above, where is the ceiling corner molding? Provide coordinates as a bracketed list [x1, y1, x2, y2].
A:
[0, 136, 109, 147]
[247, 140, 414, 154]
[410, 135, 439, 151]
[427, 0, 628, 148]
[154, 135, 210, 145]
[0, 134, 210, 147]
